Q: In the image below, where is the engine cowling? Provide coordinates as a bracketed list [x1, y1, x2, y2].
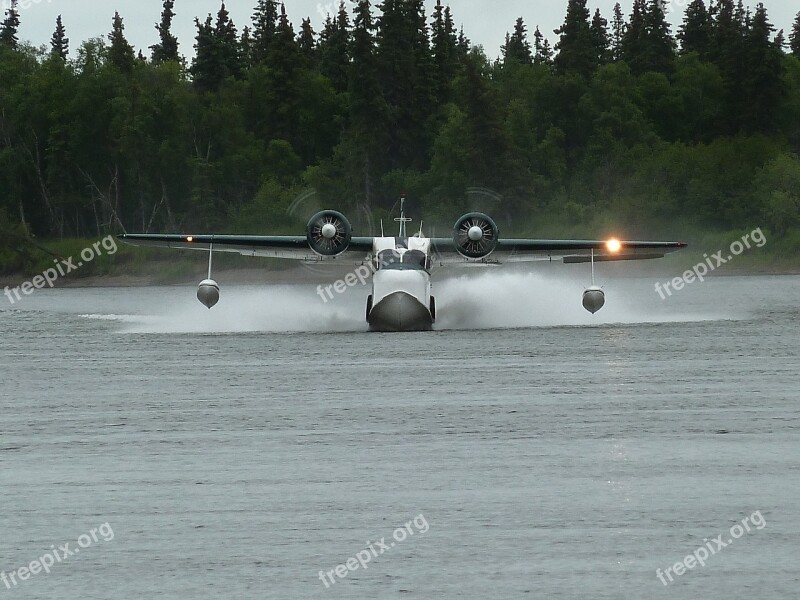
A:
[307, 210, 352, 256]
[453, 212, 499, 259]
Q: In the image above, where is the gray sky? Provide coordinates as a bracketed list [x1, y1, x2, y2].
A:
[5, 0, 797, 60]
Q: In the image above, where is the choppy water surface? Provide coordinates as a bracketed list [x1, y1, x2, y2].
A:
[1, 271, 798, 599]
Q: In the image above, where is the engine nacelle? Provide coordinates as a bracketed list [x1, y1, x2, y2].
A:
[307, 210, 352, 256]
[197, 279, 220, 309]
[453, 212, 499, 259]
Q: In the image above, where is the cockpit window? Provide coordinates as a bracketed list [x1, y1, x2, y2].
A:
[404, 250, 429, 269]
[378, 250, 402, 269]
[376, 248, 430, 271]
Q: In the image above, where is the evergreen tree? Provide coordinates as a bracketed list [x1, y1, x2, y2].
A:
[431, 1, 459, 101]
[457, 26, 470, 56]
[621, 0, 646, 66]
[192, 15, 216, 90]
[252, 0, 279, 64]
[240, 25, 253, 69]
[642, 0, 675, 72]
[151, 0, 180, 63]
[461, 52, 509, 188]
[191, 4, 242, 92]
[50, 15, 69, 61]
[376, 0, 435, 169]
[533, 26, 555, 66]
[298, 18, 316, 62]
[711, 0, 741, 64]
[214, 3, 242, 79]
[554, 0, 597, 77]
[710, 0, 747, 132]
[540, 38, 555, 65]
[534, 26, 543, 61]
[741, 3, 784, 131]
[590, 9, 611, 65]
[319, 1, 350, 92]
[349, 0, 389, 204]
[108, 12, 136, 73]
[503, 17, 533, 65]
[790, 12, 800, 57]
[774, 29, 784, 52]
[0, 0, 20, 50]
[611, 2, 625, 60]
[679, 0, 713, 58]
[265, 3, 302, 141]
[622, 0, 674, 73]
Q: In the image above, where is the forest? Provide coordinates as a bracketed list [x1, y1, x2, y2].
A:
[1, 0, 800, 274]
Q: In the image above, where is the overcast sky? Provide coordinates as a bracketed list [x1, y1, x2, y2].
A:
[5, 0, 797, 60]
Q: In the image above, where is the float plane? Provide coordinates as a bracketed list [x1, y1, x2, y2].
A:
[118, 200, 686, 332]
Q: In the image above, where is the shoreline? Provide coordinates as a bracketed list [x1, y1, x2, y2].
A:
[1, 263, 798, 289]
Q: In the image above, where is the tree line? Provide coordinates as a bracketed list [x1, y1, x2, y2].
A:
[0, 0, 799, 253]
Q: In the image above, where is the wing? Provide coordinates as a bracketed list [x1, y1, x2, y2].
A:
[118, 234, 374, 262]
[429, 238, 687, 265]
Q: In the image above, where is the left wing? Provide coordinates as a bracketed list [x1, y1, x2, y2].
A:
[118, 234, 374, 262]
[429, 238, 687, 265]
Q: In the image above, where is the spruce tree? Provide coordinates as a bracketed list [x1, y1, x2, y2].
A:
[214, 3, 242, 79]
[621, 0, 646, 70]
[151, 0, 180, 63]
[774, 29, 784, 52]
[108, 12, 136, 73]
[533, 26, 555, 66]
[319, 1, 350, 92]
[502, 17, 533, 65]
[679, 0, 712, 58]
[457, 26, 470, 56]
[590, 9, 611, 65]
[252, 0, 279, 64]
[376, 0, 435, 169]
[192, 15, 217, 91]
[554, 0, 597, 77]
[349, 0, 389, 204]
[431, 1, 459, 101]
[642, 0, 675, 73]
[265, 3, 302, 143]
[0, 0, 20, 50]
[298, 18, 316, 64]
[790, 12, 800, 57]
[50, 15, 69, 61]
[462, 52, 509, 188]
[709, 0, 751, 133]
[241, 26, 253, 69]
[611, 2, 625, 60]
[540, 38, 555, 65]
[191, 3, 242, 92]
[741, 3, 784, 132]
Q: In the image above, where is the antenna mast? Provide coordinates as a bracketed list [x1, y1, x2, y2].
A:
[394, 195, 412, 238]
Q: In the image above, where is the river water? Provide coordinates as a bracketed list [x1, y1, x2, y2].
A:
[1, 270, 798, 599]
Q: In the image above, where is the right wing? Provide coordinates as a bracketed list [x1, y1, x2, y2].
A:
[117, 234, 375, 262]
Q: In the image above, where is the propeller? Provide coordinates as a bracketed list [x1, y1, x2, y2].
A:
[307, 210, 353, 256]
[453, 212, 499, 259]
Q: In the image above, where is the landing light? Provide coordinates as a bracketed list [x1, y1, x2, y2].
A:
[606, 238, 621, 253]
[186, 236, 194, 242]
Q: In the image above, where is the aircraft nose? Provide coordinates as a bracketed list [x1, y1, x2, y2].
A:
[368, 292, 432, 332]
